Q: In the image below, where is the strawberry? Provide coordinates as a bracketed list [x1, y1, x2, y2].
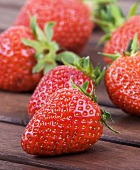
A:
[95, 2, 140, 64]
[0, 26, 42, 92]
[21, 82, 118, 155]
[103, 15, 140, 64]
[14, 0, 115, 54]
[0, 17, 80, 92]
[104, 34, 140, 116]
[28, 56, 105, 118]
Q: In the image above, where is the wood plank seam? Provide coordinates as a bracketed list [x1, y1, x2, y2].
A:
[100, 135, 140, 148]
[1, 120, 139, 148]
[0, 154, 82, 170]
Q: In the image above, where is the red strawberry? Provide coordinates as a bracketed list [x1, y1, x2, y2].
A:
[95, 2, 140, 64]
[21, 83, 118, 156]
[14, 0, 93, 54]
[104, 35, 140, 116]
[103, 15, 140, 64]
[0, 17, 80, 92]
[14, 0, 115, 54]
[28, 57, 105, 118]
[0, 26, 42, 92]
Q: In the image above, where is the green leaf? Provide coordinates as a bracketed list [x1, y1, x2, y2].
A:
[81, 81, 88, 92]
[31, 16, 46, 42]
[70, 79, 94, 100]
[22, 16, 62, 75]
[104, 110, 114, 122]
[98, 52, 121, 61]
[35, 53, 44, 60]
[93, 3, 125, 34]
[94, 65, 101, 78]
[30, 16, 37, 38]
[98, 33, 111, 45]
[83, 56, 90, 69]
[126, 33, 139, 55]
[92, 89, 98, 103]
[83, 56, 93, 76]
[32, 60, 46, 73]
[127, 2, 139, 19]
[44, 22, 55, 42]
[22, 39, 41, 51]
[131, 33, 139, 54]
[109, 4, 125, 27]
[95, 66, 106, 86]
[70, 78, 78, 89]
[44, 62, 57, 74]
[101, 109, 120, 134]
[56, 51, 80, 65]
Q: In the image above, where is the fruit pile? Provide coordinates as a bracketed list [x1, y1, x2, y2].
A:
[0, 0, 140, 156]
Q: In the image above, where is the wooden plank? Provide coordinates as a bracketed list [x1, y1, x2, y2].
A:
[1, 102, 140, 148]
[0, 122, 140, 170]
[0, 0, 25, 8]
[0, 31, 139, 146]
[0, 8, 19, 31]
[0, 91, 140, 147]
[0, 90, 30, 125]
[0, 160, 49, 170]
[0, 78, 140, 147]
[101, 106, 140, 147]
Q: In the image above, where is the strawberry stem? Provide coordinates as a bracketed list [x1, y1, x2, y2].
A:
[70, 79, 94, 99]
[71, 80, 120, 134]
[101, 109, 120, 134]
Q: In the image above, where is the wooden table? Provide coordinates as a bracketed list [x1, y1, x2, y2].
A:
[0, 0, 140, 169]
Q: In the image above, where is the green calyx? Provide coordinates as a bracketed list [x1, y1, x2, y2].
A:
[98, 52, 121, 62]
[83, 0, 117, 20]
[94, 2, 139, 44]
[101, 109, 120, 134]
[71, 79, 95, 100]
[125, 33, 140, 56]
[71, 80, 119, 134]
[99, 33, 140, 63]
[64, 56, 106, 86]
[22, 16, 80, 74]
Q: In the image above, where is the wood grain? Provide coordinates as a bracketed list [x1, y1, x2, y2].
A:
[101, 106, 140, 147]
[0, 91, 30, 125]
[0, 122, 140, 170]
[0, 90, 140, 147]
[0, 160, 49, 170]
[0, 0, 140, 169]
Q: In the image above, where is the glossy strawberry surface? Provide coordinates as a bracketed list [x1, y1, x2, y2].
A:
[28, 65, 95, 118]
[0, 26, 42, 92]
[103, 15, 140, 64]
[105, 54, 140, 116]
[21, 88, 103, 155]
[14, 0, 93, 53]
